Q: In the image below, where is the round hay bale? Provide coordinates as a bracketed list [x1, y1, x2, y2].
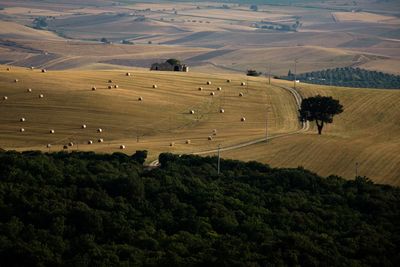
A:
[153, 84, 158, 89]
[20, 128, 25, 132]
[210, 92, 215, 96]
[126, 72, 131, 76]
[6, 67, 10, 71]
[239, 92, 244, 97]
[68, 142, 74, 147]
[92, 86, 96, 91]
[14, 79, 19, 83]
[219, 108, 225, 113]
[39, 94, 44, 98]
[190, 110, 195, 114]
[20, 118, 26, 122]
[63, 145, 68, 149]
[114, 85, 119, 89]
[41, 69, 47, 73]
[3, 96, 7, 100]
[49, 129, 55, 134]
[108, 80, 113, 83]
[170, 142, 175, 147]
[98, 138, 104, 143]
[108, 85, 112, 89]
[27, 88, 32, 92]
[206, 81, 211, 85]
[208, 136, 213, 141]
[241, 82, 246, 86]
[120, 145, 126, 149]
[217, 87, 222, 91]
[97, 128, 103, 133]
[241, 117, 246, 122]
[198, 87, 203, 91]
[46, 144, 51, 148]
[138, 96, 143, 101]
[213, 129, 217, 136]
[88, 140, 93, 145]
[81, 124, 87, 129]
[186, 140, 191, 144]
[226, 79, 231, 83]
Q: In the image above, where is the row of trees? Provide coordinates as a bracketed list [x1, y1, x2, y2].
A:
[0, 150, 399, 266]
[284, 67, 400, 89]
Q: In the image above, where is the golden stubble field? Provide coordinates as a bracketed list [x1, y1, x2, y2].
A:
[0, 65, 298, 160]
[222, 79, 400, 186]
[1, 65, 399, 185]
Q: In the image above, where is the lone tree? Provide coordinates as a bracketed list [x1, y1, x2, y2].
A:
[299, 95, 343, 135]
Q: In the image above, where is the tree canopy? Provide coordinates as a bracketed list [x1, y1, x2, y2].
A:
[33, 17, 48, 29]
[0, 151, 398, 266]
[283, 67, 400, 89]
[166, 58, 181, 66]
[299, 95, 343, 134]
[246, 69, 261, 76]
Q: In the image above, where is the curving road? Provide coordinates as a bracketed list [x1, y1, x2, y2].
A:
[148, 84, 309, 167]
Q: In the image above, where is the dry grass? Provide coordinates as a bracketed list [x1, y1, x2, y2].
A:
[0, 21, 62, 40]
[222, 79, 400, 186]
[1, 66, 399, 185]
[210, 46, 358, 75]
[1, 2, 399, 185]
[177, 8, 289, 22]
[1, 2, 399, 76]
[0, 65, 298, 162]
[360, 59, 400, 75]
[333, 12, 400, 24]
[0, 7, 72, 17]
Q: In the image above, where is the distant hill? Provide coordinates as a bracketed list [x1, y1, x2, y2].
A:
[282, 67, 400, 89]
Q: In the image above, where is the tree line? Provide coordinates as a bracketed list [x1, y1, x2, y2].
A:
[0, 151, 399, 266]
[283, 67, 400, 89]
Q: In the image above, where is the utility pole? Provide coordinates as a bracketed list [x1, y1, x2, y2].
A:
[294, 59, 298, 89]
[355, 162, 359, 177]
[265, 106, 269, 141]
[268, 64, 271, 85]
[217, 144, 221, 175]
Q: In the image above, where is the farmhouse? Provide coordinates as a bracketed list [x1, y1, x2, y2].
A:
[150, 59, 189, 72]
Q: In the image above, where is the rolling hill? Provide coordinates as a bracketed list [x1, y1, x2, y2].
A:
[0, 65, 399, 185]
[222, 79, 400, 186]
[1, 1, 399, 74]
[0, 65, 298, 157]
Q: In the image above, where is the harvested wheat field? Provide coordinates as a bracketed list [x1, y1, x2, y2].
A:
[333, 12, 400, 24]
[1, 66, 399, 185]
[221, 79, 400, 186]
[0, 65, 298, 160]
